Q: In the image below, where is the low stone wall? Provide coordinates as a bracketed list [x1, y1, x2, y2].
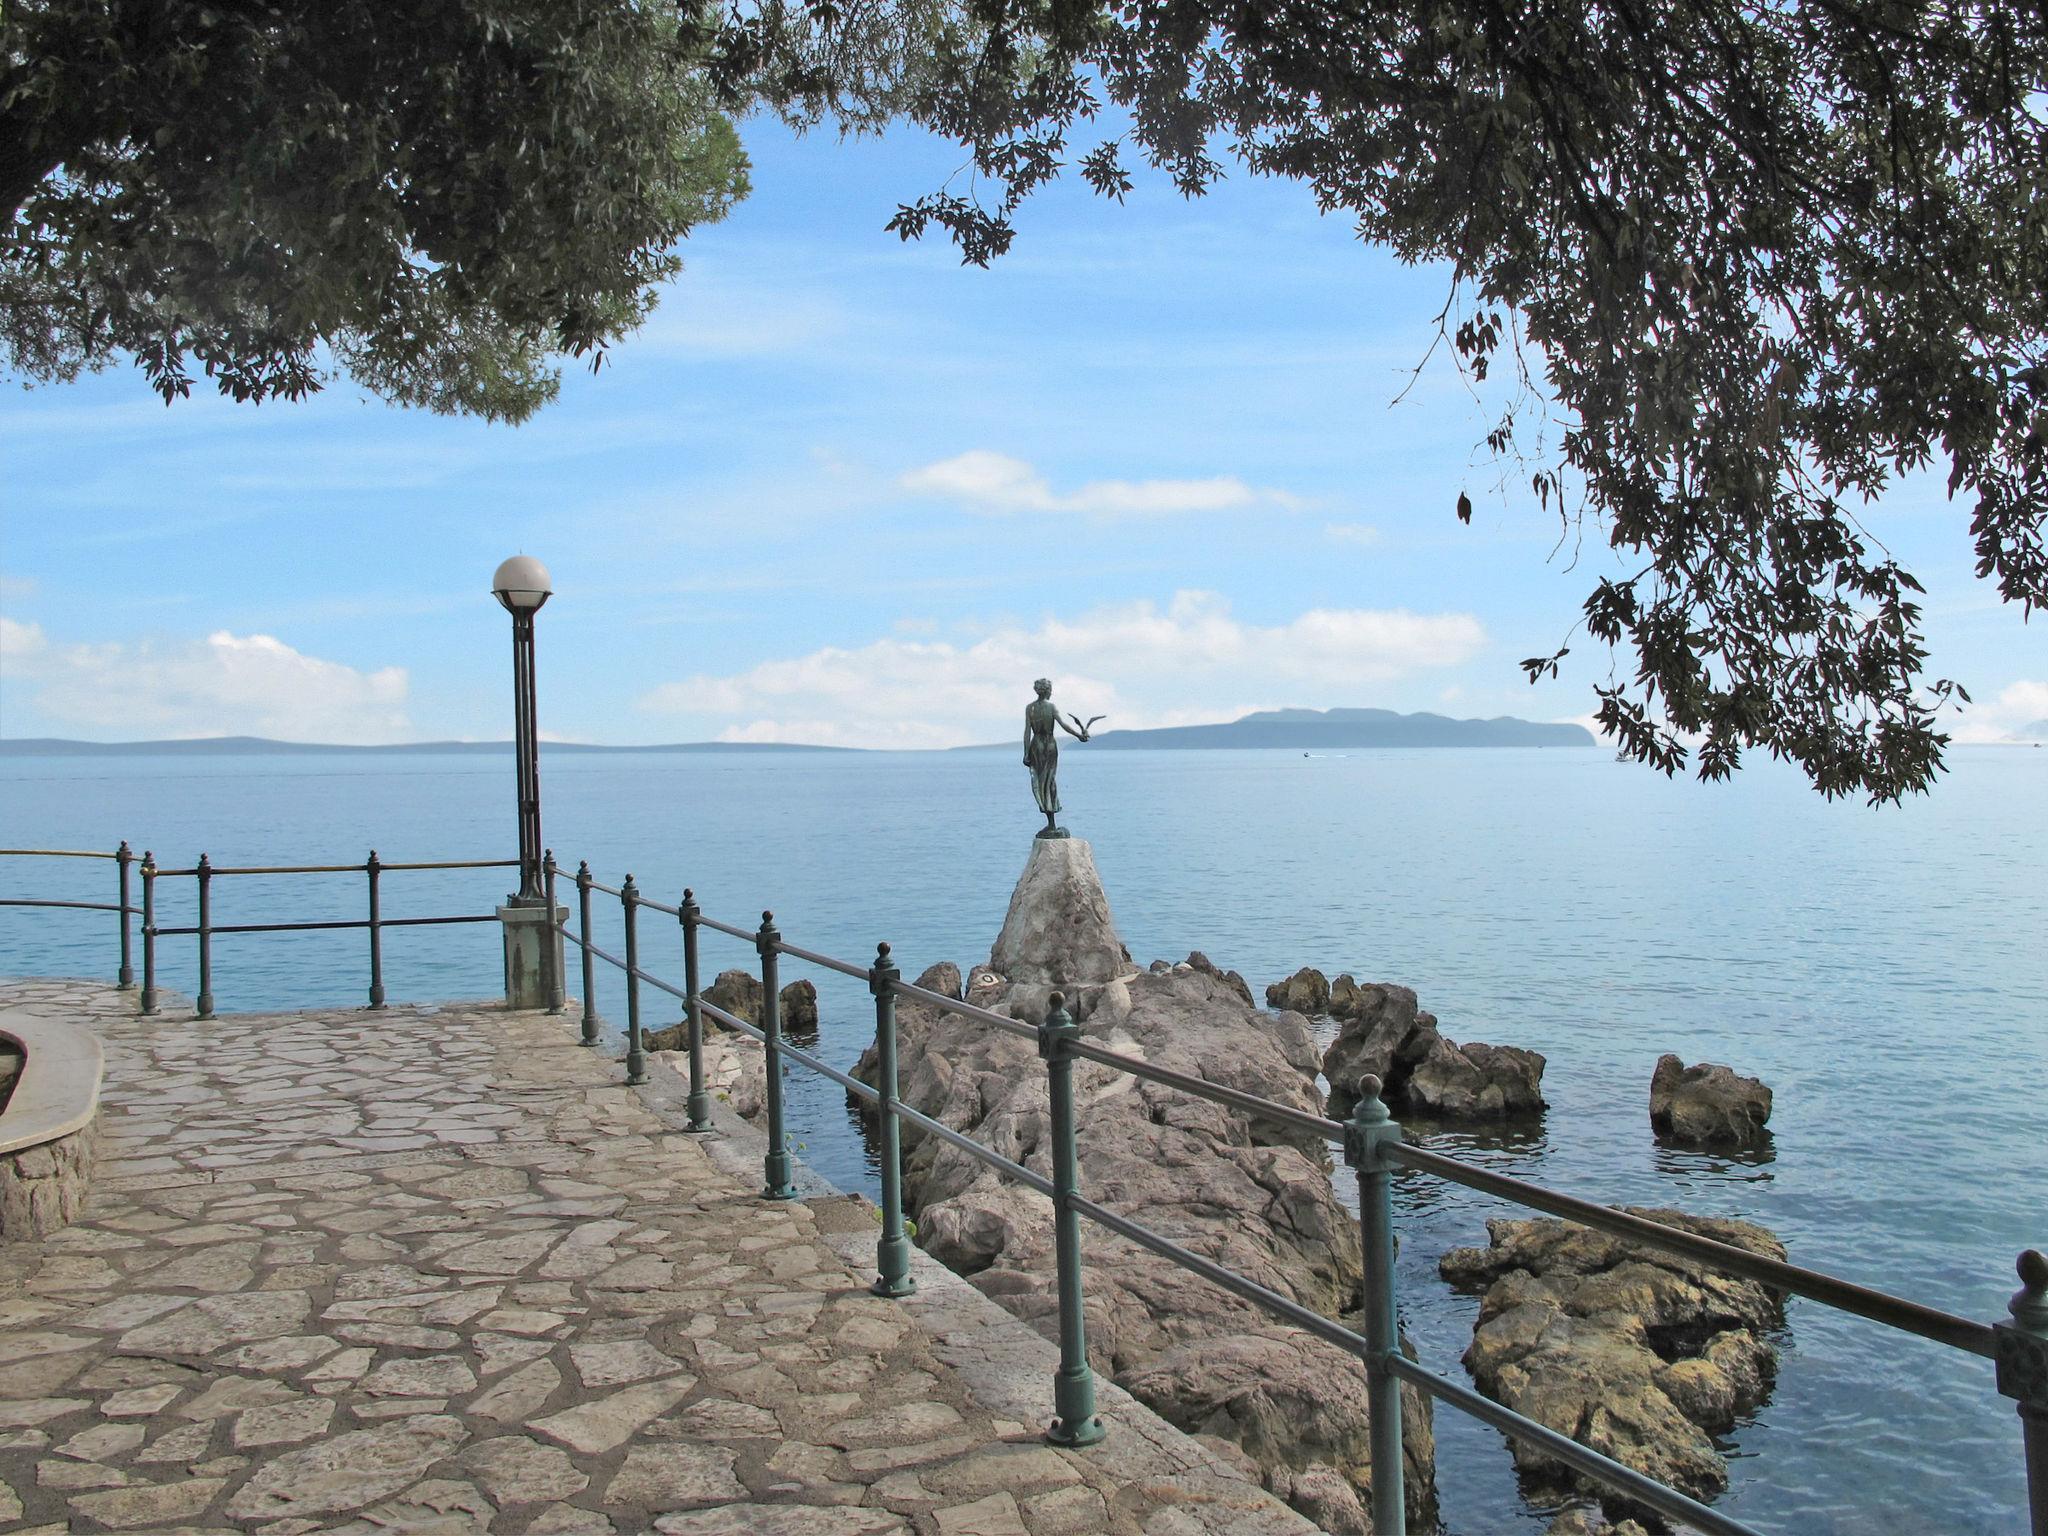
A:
[0, 1008, 104, 1242]
[0, 1119, 94, 1239]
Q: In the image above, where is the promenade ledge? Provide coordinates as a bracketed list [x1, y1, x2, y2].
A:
[0, 977, 1309, 1536]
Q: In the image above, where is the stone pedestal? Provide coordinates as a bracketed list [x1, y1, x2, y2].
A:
[498, 902, 567, 1011]
[987, 838, 1138, 1020]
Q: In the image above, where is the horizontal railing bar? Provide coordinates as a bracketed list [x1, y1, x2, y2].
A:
[0, 848, 120, 860]
[0, 898, 136, 914]
[894, 1101, 1053, 1195]
[155, 914, 496, 937]
[584, 878, 623, 898]
[692, 1000, 881, 1102]
[888, 978, 1039, 1040]
[1382, 1354, 1766, 1536]
[202, 863, 367, 876]
[697, 994, 1041, 1186]
[377, 858, 518, 871]
[1066, 1039, 1344, 1142]
[772, 938, 872, 982]
[636, 895, 681, 918]
[696, 913, 755, 942]
[1070, 1193, 1367, 1353]
[1390, 1143, 1996, 1358]
[562, 928, 628, 973]
[629, 965, 688, 1005]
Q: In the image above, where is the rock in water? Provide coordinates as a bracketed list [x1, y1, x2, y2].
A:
[1322, 983, 1545, 1121]
[1650, 1055, 1772, 1147]
[704, 969, 763, 1027]
[1265, 967, 1331, 1015]
[1328, 973, 1366, 1020]
[778, 978, 819, 1036]
[1440, 1210, 1785, 1522]
[853, 851, 1437, 1526]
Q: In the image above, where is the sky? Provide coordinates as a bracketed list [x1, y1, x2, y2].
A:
[4, 115, 2047, 750]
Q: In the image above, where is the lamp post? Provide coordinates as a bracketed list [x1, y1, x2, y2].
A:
[492, 555, 561, 1008]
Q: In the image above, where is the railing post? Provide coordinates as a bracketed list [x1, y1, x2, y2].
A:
[195, 852, 215, 1020]
[757, 911, 796, 1200]
[1040, 991, 1106, 1446]
[139, 852, 158, 1015]
[542, 851, 564, 1015]
[1995, 1248, 2048, 1534]
[576, 860, 600, 1046]
[1343, 1073, 1407, 1536]
[115, 841, 134, 989]
[621, 875, 647, 1086]
[870, 941, 915, 1298]
[365, 850, 386, 1010]
[680, 889, 712, 1133]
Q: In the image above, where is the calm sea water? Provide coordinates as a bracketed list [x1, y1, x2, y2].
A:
[3, 744, 2043, 1535]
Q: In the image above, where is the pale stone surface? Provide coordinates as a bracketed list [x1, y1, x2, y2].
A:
[0, 978, 1310, 1536]
[987, 838, 1137, 995]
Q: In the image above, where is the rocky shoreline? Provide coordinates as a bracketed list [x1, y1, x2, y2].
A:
[658, 846, 1793, 1534]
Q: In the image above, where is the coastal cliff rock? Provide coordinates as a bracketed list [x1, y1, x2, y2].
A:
[1328, 974, 1366, 1020]
[1266, 967, 1331, 1016]
[1650, 1056, 1772, 1147]
[855, 844, 1437, 1526]
[1440, 1210, 1785, 1520]
[704, 968, 762, 1026]
[1322, 984, 1546, 1121]
[987, 838, 1137, 1023]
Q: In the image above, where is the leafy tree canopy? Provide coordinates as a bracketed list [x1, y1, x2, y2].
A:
[702, 0, 2048, 802]
[1, 0, 749, 421]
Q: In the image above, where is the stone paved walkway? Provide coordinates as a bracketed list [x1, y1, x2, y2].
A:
[0, 980, 1308, 1536]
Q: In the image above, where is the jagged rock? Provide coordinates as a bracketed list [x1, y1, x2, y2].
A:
[643, 974, 814, 1052]
[778, 979, 819, 1035]
[1650, 1056, 1772, 1147]
[1265, 967, 1331, 1016]
[851, 845, 1436, 1522]
[1322, 985, 1545, 1121]
[1267, 1461, 1370, 1535]
[1186, 951, 1257, 1009]
[1440, 1210, 1785, 1520]
[1328, 974, 1366, 1020]
[1546, 1507, 1654, 1536]
[704, 969, 762, 1027]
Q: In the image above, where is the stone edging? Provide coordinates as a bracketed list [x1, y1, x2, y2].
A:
[0, 1007, 104, 1240]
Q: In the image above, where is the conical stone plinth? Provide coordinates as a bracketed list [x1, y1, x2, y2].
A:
[986, 838, 1137, 1020]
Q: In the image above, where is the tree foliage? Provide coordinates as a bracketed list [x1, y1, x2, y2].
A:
[1, 0, 749, 421]
[702, 0, 2048, 801]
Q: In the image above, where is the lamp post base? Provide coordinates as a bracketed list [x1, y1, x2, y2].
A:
[499, 901, 566, 1011]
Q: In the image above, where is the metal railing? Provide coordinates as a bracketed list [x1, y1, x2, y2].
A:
[552, 850, 2048, 1536]
[0, 846, 516, 1016]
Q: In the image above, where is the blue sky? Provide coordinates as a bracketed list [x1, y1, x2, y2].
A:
[4, 116, 2045, 748]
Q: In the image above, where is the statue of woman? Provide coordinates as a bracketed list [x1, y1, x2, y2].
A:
[1023, 679, 1099, 838]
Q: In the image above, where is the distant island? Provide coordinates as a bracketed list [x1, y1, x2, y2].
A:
[1, 709, 1598, 756]
[0, 736, 849, 757]
[1014, 707, 1596, 751]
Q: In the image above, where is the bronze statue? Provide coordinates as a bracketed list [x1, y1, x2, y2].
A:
[1024, 679, 1102, 838]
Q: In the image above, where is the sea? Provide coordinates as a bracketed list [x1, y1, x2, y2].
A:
[3, 743, 2043, 1536]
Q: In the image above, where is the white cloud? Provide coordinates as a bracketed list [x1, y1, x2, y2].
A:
[637, 590, 1485, 748]
[901, 450, 1299, 518]
[1955, 680, 2048, 743]
[2, 624, 409, 743]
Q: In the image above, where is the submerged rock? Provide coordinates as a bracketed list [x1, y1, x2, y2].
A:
[1322, 983, 1545, 1121]
[853, 845, 1437, 1526]
[1266, 967, 1331, 1016]
[1649, 1056, 1772, 1147]
[1440, 1210, 1785, 1521]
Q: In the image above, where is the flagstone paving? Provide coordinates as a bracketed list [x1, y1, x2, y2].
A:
[0, 979, 1308, 1536]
